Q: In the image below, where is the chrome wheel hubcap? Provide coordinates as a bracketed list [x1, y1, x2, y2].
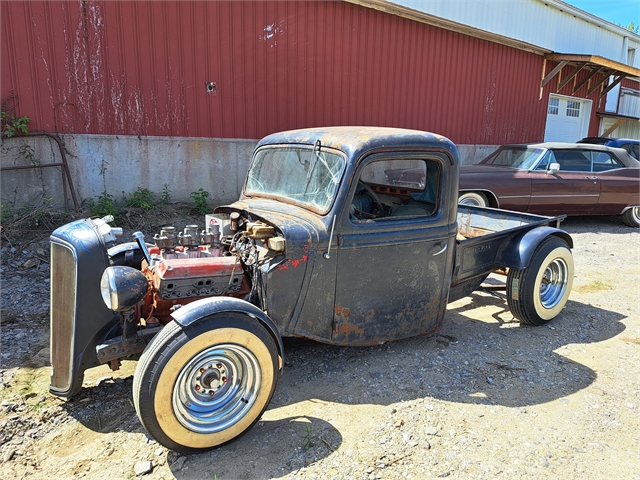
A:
[539, 258, 570, 309]
[173, 344, 261, 434]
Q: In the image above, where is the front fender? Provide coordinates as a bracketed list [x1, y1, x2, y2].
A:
[496, 226, 573, 270]
[171, 297, 284, 371]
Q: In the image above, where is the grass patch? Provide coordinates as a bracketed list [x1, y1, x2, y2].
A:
[574, 280, 612, 294]
[2, 366, 50, 404]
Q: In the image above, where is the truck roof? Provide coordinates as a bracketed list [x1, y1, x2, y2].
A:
[256, 126, 459, 163]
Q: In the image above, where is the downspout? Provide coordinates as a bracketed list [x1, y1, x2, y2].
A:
[622, 36, 629, 64]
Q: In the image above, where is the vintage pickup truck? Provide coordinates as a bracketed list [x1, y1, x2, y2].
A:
[49, 127, 574, 453]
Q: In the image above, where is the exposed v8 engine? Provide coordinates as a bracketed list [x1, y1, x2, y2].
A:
[49, 211, 286, 397]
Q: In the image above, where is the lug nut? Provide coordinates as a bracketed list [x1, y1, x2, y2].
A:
[195, 385, 201, 391]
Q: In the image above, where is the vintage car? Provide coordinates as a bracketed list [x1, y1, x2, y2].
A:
[578, 137, 639, 160]
[49, 127, 575, 453]
[458, 142, 640, 227]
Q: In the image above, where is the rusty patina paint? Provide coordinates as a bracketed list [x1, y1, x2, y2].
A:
[334, 305, 351, 318]
[333, 322, 364, 339]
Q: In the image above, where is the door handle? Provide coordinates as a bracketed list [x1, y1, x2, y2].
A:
[585, 176, 598, 180]
[433, 244, 448, 256]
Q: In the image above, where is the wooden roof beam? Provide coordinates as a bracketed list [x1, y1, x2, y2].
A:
[587, 72, 613, 96]
[573, 66, 605, 93]
[557, 62, 587, 91]
[600, 119, 625, 137]
[541, 60, 569, 88]
[599, 75, 627, 99]
[544, 53, 640, 78]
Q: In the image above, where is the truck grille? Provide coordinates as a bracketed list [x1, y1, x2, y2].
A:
[49, 241, 77, 393]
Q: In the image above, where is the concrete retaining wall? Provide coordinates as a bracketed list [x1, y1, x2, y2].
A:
[1, 134, 497, 210]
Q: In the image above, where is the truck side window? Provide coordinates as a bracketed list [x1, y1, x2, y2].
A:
[351, 159, 440, 220]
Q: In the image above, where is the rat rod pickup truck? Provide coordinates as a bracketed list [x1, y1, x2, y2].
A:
[49, 127, 574, 453]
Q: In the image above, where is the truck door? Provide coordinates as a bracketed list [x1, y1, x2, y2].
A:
[332, 155, 456, 345]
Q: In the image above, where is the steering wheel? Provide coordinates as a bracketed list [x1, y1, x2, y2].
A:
[354, 181, 384, 219]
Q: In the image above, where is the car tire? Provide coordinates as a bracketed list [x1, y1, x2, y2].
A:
[621, 207, 640, 228]
[458, 192, 488, 207]
[133, 312, 279, 454]
[506, 236, 573, 326]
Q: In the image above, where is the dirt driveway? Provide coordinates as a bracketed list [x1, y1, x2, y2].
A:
[1, 215, 638, 479]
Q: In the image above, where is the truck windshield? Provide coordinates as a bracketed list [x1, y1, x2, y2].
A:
[480, 147, 545, 170]
[245, 146, 346, 213]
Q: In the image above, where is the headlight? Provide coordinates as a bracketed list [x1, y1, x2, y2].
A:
[100, 266, 149, 311]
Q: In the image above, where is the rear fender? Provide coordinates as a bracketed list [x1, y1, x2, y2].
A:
[496, 227, 573, 270]
[171, 297, 284, 371]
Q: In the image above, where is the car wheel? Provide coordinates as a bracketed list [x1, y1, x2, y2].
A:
[458, 192, 488, 207]
[506, 236, 573, 326]
[621, 207, 640, 228]
[133, 313, 279, 454]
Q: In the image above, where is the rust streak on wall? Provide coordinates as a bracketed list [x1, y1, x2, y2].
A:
[3, 0, 555, 144]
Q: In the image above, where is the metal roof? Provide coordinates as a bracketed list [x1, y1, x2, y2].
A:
[350, 0, 640, 65]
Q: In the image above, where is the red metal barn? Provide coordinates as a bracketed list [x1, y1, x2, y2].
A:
[1, 0, 554, 143]
[1, 1, 638, 206]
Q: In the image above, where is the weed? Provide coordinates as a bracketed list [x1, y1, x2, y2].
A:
[1, 111, 30, 138]
[161, 183, 172, 204]
[88, 192, 119, 219]
[19, 144, 39, 166]
[301, 425, 314, 450]
[190, 188, 210, 215]
[0, 201, 15, 223]
[125, 187, 156, 211]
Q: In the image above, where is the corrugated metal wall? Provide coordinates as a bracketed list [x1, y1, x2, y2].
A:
[2, 0, 582, 144]
[387, 0, 640, 67]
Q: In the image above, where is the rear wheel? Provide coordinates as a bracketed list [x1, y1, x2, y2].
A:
[458, 192, 488, 207]
[507, 236, 573, 326]
[621, 207, 640, 228]
[133, 313, 279, 453]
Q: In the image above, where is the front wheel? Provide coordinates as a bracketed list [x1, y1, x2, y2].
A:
[621, 207, 640, 228]
[458, 191, 488, 207]
[507, 236, 573, 326]
[133, 313, 279, 453]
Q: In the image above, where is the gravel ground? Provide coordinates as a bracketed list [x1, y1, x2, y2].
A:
[0, 214, 638, 479]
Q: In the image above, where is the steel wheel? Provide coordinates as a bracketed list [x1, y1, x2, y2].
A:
[507, 236, 574, 326]
[537, 257, 571, 311]
[133, 313, 279, 453]
[173, 343, 261, 434]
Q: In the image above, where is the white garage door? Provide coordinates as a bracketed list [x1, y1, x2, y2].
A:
[544, 95, 592, 142]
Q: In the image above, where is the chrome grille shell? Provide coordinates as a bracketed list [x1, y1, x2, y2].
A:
[49, 241, 78, 394]
[49, 219, 115, 397]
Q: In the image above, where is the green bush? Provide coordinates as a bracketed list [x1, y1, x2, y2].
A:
[88, 193, 118, 219]
[190, 188, 210, 215]
[125, 187, 156, 211]
[1, 112, 31, 138]
[160, 184, 172, 204]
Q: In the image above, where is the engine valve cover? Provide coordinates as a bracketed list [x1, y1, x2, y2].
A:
[153, 256, 243, 299]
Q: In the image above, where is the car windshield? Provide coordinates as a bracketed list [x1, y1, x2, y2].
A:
[481, 147, 546, 170]
[245, 146, 346, 213]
